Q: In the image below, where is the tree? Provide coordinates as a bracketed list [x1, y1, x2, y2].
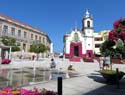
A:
[115, 40, 125, 58]
[1, 36, 20, 52]
[100, 18, 125, 58]
[12, 45, 20, 52]
[29, 42, 48, 60]
[1, 36, 16, 46]
[100, 40, 115, 56]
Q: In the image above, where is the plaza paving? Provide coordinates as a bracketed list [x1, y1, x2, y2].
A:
[1, 58, 125, 95]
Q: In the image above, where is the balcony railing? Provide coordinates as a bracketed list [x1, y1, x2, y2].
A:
[2, 32, 28, 42]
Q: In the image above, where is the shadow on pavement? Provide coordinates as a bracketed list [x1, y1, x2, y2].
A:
[84, 73, 125, 95]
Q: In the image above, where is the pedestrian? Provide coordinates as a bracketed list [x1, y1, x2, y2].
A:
[50, 58, 56, 69]
[104, 56, 111, 69]
[68, 64, 75, 71]
[98, 56, 105, 70]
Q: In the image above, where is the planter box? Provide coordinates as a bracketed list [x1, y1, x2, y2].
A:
[101, 71, 124, 84]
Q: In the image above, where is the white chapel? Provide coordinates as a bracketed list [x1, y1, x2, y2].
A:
[63, 10, 94, 61]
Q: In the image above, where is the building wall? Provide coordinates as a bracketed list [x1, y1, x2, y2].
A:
[0, 21, 2, 36]
[86, 37, 93, 50]
[94, 30, 110, 55]
[65, 29, 85, 54]
[64, 10, 95, 58]
[0, 14, 51, 58]
[83, 12, 94, 57]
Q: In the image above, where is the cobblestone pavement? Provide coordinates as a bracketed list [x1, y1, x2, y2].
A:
[1, 58, 125, 95]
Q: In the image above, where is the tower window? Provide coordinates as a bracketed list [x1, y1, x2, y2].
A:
[87, 21, 90, 27]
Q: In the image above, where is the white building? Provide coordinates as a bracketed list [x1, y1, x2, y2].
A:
[63, 10, 94, 61]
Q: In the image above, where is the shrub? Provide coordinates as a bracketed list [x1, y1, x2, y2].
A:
[0, 87, 57, 95]
[1, 58, 11, 64]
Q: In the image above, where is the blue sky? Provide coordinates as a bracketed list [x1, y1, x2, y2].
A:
[0, 0, 125, 52]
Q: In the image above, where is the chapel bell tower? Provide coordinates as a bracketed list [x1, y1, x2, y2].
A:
[82, 10, 94, 58]
[82, 10, 93, 34]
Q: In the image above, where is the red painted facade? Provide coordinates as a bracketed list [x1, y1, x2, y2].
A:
[65, 42, 94, 59]
[86, 50, 94, 58]
[70, 42, 83, 58]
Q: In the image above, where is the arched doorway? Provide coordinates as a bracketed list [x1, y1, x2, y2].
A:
[74, 46, 79, 57]
[70, 42, 82, 58]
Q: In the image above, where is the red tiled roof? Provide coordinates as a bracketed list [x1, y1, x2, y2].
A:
[0, 14, 44, 33]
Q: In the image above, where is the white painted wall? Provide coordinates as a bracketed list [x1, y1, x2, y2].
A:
[65, 29, 85, 54]
[84, 18, 94, 51]
[86, 38, 93, 50]
[64, 11, 95, 56]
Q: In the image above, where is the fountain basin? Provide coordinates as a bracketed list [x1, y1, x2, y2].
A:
[51, 71, 67, 80]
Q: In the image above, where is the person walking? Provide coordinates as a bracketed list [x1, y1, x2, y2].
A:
[104, 56, 111, 69]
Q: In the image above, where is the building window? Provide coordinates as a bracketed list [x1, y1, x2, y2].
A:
[35, 35, 37, 40]
[24, 31, 27, 38]
[39, 36, 41, 42]
[74, 33, 79, 41]
[95, 44, 101, 48]
[87, 21, 90, 27]
[31, 34, 33, 40]
[11, 27, 15, 36]
[3, 25, 8, 34]
[94, 37, 103, 41]
[18, 30, 21, 37]
[43, 37, 45, 43]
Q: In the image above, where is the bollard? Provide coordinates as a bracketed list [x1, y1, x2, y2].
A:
[58, 77, 62, 95]
[116, 68, 120, 89]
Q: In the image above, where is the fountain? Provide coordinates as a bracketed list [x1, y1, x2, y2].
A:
[32, 61, 36, 82]
[21, 63, 23, 86]
[0, 59, 80, 87]
[51, 70, 67, 80]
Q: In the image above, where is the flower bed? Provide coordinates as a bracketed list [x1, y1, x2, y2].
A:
[1, 58, 11, 64]
[0, 87, 57, 95]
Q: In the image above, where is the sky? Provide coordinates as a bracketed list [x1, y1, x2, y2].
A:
[0, 0, 125, 52]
